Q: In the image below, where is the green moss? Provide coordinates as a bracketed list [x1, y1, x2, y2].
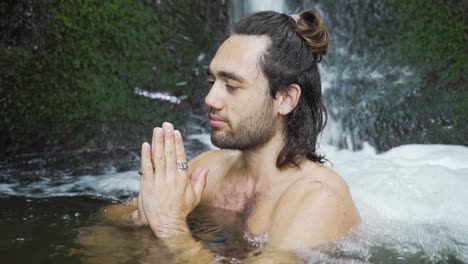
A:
[391, 0, 467, 86]
[0, 0, 226, 152]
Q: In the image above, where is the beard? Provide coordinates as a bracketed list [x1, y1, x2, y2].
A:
[210, 98, 277, 151]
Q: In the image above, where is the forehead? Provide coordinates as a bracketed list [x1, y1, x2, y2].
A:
[209, 34, 270, 84]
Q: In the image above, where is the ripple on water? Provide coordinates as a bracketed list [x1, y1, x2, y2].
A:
[1, 141, 468, 263]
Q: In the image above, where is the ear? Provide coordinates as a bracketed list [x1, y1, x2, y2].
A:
[277, 84, 301, 115]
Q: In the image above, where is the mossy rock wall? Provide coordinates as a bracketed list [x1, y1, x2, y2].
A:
[0, 0, 227, 154]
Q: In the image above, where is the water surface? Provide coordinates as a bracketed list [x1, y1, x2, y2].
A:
[1, 139, 467, 263]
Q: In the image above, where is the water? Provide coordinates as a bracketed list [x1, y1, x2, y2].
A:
[228, 0, 286, 27]
[2, 1, 466, 263]
[2, 137, 467, 263]
[317, 143, 468, 263]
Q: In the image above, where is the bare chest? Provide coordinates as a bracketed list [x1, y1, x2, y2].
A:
[208, 181, 256, 212]
[204, 181, 281, 234]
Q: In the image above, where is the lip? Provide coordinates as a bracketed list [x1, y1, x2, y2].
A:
[209, 115, 227, 127]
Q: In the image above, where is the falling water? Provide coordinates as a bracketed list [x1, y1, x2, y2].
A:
[227, 0, 287, 27]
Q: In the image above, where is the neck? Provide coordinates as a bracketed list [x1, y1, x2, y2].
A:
[238, 130, 290, 192]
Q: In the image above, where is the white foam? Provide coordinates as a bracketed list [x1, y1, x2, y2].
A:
[4, 171, 140, 199]
[318, 143, 468, 262]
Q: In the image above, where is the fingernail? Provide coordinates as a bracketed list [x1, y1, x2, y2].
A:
[164, 123, 173, 132]
[155, 127, 163, 136]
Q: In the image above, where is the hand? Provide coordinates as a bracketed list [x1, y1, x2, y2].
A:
[139, 122, 208, 237]
[129, 184, 149, 226]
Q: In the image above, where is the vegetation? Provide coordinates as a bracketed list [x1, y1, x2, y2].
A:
[1, 0, 465, 154]
[0, 0, 226, 153]
[375, 0, 467, 149]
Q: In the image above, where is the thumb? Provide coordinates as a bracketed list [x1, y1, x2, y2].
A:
[194, 168, 208, 203]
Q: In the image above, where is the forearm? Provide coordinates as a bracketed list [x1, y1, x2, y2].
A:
[157, 226, 297, 264]
[98, 200, 138, 224]
[244, 249, 298, 264]
[100, 204, 298, 263]
[159, 234, 217, 264]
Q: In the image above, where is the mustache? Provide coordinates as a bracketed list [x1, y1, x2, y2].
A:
[208, 111, 228, 122]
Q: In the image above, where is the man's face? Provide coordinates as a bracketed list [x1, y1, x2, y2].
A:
[205, 35, 279, 150]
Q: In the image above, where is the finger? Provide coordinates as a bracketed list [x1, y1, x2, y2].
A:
[137, 174, 146, 220]
[194, 168, 208, 203]
[190, 167, 202, 185]
[141, 142, 153, 184]
[154, 127, 165, 182]
[174, 130, 188, 178]
[187, 168, 201, 197]
[163, 122, 177, 178]
[151, 127, 158, 168]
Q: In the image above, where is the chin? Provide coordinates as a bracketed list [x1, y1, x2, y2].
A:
[210, 132, 223, 147]
[210, 132, 231, 149]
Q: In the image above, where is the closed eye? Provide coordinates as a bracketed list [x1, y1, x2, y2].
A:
[226, 83, 239, 91]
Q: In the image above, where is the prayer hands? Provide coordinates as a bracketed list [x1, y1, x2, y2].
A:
[137, 122, 208, 237]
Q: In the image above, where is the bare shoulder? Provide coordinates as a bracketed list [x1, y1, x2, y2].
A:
[188, 149, 240, 200]
[269, 162, 360, 249]
[299, 162, 352, 197]
[275, 164, 350, 212]
[189, 149, 227, 167]
[281, 162, 358, 213]
[188, 149, 240, 173]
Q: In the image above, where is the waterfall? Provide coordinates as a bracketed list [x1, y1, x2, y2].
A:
[228, 0, 287, 27]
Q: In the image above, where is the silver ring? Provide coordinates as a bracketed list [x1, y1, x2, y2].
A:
[176, 162, 188, 170]
[138, 168, 143, 176]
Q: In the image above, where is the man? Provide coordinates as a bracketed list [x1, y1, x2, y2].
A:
[108, 9, 360, 262]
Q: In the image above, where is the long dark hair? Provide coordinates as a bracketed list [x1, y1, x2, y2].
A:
[233, 9, 329, 168]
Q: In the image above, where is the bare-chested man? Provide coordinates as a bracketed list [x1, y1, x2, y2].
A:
[107, 9, 359, 263]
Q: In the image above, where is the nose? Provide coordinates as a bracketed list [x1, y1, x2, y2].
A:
[204, 84, 224, 111]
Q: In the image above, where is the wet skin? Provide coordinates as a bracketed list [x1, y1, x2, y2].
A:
[103, 35, 360, 262]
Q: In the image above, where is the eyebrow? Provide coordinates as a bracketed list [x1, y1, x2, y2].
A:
[207, 68, 246, 83]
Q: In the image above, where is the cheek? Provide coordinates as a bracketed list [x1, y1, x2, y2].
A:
[234, 96, 255, 115]
[225, 95, 245, 117]
[228, 105, 240, 125]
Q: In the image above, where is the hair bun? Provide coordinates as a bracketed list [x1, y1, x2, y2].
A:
[294, 9, 329, 59]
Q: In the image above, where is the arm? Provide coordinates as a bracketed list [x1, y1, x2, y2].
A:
[98, 198, 139, 224]
[268, 179, 352, 250]
[157, 234, 299, 264]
